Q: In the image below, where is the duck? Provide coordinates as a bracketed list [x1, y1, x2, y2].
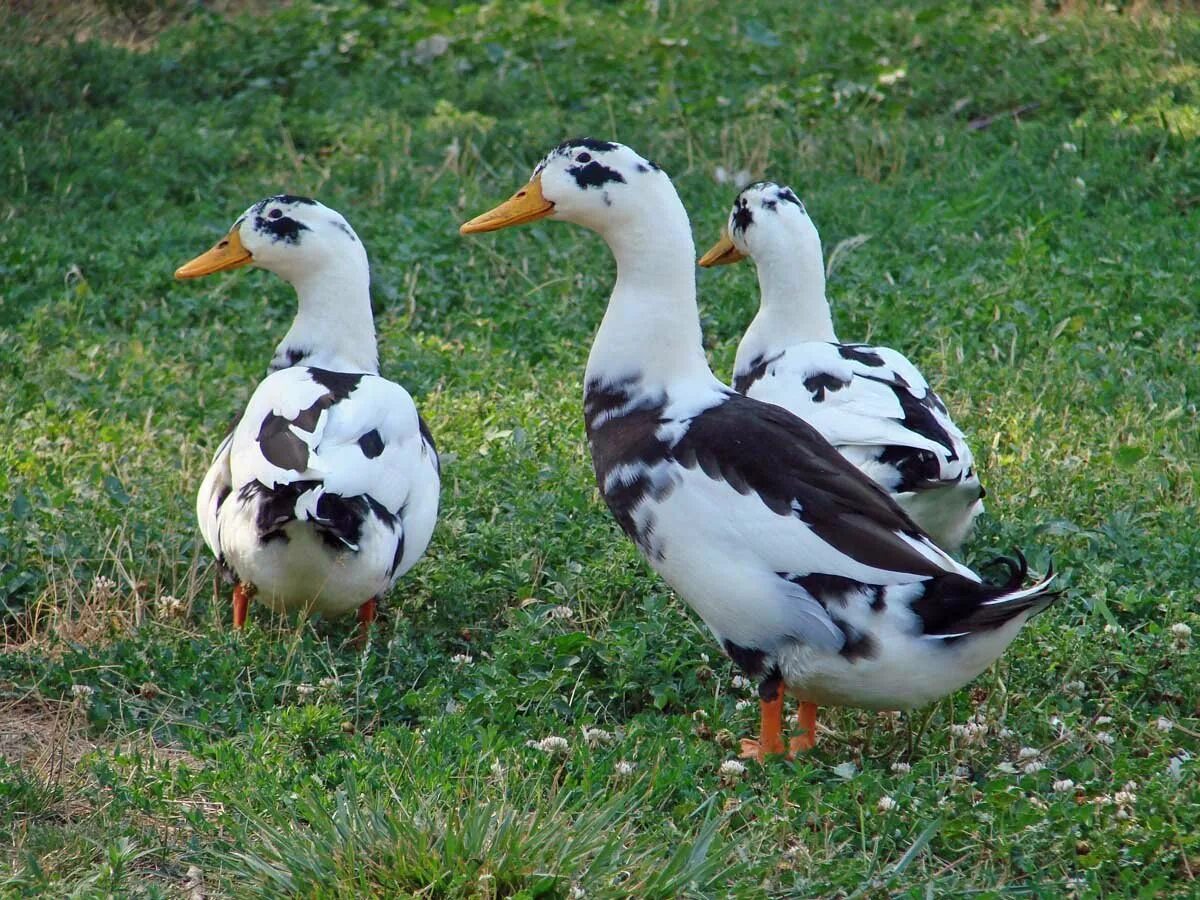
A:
[699, 182, 983, 552]
[461, 141, 1059, 760]
[175, 195, 440, 643]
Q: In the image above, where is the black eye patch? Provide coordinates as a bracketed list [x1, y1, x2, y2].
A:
[731, 200, 754, 234]
[568, 160, 626, 190]
[268, 209, 282, 219]
[577, 152, 592, 163]
[776, 188, 806, 213]
[254, 213, 309, 244]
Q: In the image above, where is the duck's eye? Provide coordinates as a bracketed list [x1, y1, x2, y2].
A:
[268, 209, 282, 219]
[576, 152, 592, 163]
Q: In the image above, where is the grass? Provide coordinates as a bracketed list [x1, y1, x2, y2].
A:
[1, 0, 1199, 895]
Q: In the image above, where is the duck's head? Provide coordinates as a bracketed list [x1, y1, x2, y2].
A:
[175, 195, 365, 285]
[698, 181, 817, 268]
[460, 138, 669, 236]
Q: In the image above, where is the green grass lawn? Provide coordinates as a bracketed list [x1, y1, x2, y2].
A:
[2, 0, 1199, 895]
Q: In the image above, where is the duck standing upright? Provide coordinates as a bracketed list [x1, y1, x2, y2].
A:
[461, 142, 1058, 760]
[699, 183, 983, 552]
[175, 196, 440, 642]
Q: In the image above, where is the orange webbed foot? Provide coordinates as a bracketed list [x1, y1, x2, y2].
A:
[355, 597, 378, 649]
[788, 701, 819, 757]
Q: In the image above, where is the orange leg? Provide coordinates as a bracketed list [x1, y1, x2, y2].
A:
[740, 686, 786, 763]
[355, 597, 378, 648]
[232, 582, 252, 630]
[789, 701, 819, 756]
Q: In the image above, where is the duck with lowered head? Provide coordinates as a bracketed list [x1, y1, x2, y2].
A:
[700, 183, 984, 552]
[175, 195, 440, 642]
[461, 141, 1058, 760]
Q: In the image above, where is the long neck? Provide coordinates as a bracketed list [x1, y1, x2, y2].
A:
[735, 239, 836, 374]
[271, 251, 379, 374]
[584, 185, 714, 392]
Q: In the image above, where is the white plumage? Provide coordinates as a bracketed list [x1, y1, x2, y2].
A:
[178, 196, 439, 629]
[462, 140, 1059, 759]
[700, 182, 983, 551]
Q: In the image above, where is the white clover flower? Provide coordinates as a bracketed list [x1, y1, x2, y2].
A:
[735, 699, 754, 712]
[1094, 731, 1115, 746]
[995, 761, 1019, 774]
[583, 727, 614, 748]
[1103, 623, 1122, 635]
[318, 676, 339, 690]
[1023, 760, 1045, 775]
[719, 759, 746, 780]
[569, 886, 586, 900]
[877, 68, 906, 87]
[1018, 747, 1040, 761]
[92, 575, 117, 595]
[1074, 176, 1087, 190]
[615, 760, 636, 777]
[296, 683, 316, 698]
[157, 594, 188, 618]
[1095, 715, 1113, 725]
[832, 761, 858, 780]
[1170, 623, 1191, 649]
[1155, 717, 1174, 732]
[527, 736, 569, 755]
[998, 727, 1015, 739]
[1053, 779, 1076, 792]
[1065, 680, 1086, 696]
[1115, 789, 1137, 806]
[891, 762, 912, 774]
[731, 675, 751, 690]
[547, 605, 575, 621]
[71, 684, 95, 699]
[1115, 807, 1131, 820]
[450, 653, 473, 665]
[1061, 142, 1079, 152]
[1122, 780, 1138, 793]
[700, 653, 710, 664]
[877, 795, 898, 812]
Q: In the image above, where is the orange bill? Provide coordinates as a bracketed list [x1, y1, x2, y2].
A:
[697, 230, 747, 267]
[460, 175, 554, 234]
[175, 227, 253, 279]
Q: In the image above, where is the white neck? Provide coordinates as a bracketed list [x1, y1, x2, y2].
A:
[583, 183, 714, 392]
[269, 250, 379, 375]
[735, 240, 836, 375]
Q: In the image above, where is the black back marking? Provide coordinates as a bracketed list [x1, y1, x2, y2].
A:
[733, 350, 785, 394]
[358, 429, 384, 459]
[306, 368, 363, 402]
[255, 369, 363, 472]
[671, 393, 944, 578]
[837, 344, 886, 367]
[803, 371, 851, 402]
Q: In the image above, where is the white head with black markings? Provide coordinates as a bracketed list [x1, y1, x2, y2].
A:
[175, 195, 378, 373]
[175, 195, 366, 285]
[699, 182, 820, 271]
[698, 181, 834, 343]
[458, 138, 679, 237]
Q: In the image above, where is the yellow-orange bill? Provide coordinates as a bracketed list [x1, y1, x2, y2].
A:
[174, 228, 253, 279]
[460, 175, 554, 234]
[697, 231, 747, 267]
